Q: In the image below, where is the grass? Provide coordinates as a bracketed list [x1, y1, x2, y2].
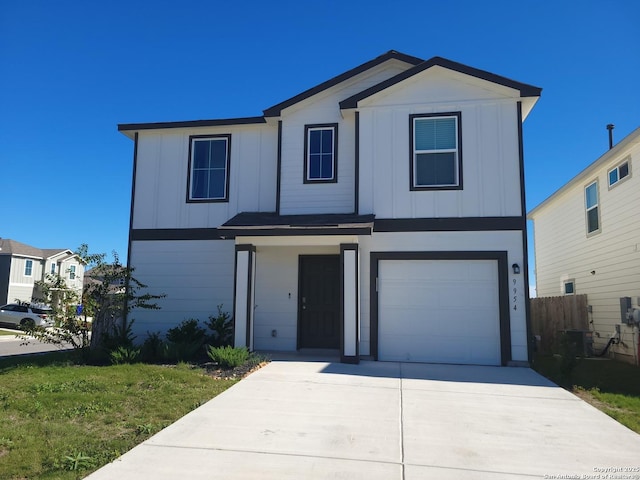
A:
[533, 354, 640, 433]
[0, 329, 20, 336]
[0, 351, 238, 479]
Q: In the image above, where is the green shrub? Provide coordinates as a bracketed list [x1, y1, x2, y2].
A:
[141, 331, 165, 362]
[109, 346, 141, 365]
[205, 305, 233, 347]
[166, 319, 206, 344]
[206, 346, 249, 368]
[165, 319, 207, 362]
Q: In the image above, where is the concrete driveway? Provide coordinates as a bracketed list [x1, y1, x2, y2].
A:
[87, 360, 640, 479]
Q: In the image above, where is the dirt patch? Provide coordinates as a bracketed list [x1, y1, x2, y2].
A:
[572, 388, 626, 414]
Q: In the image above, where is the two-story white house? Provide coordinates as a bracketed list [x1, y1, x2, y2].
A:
[119, 50, 541, 365]
[529, 127, 640, 365]
[0, 239, 85, 305]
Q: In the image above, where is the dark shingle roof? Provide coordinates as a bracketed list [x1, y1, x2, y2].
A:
[0, 239, 43, 258]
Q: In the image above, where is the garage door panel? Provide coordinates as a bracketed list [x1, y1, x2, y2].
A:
[378, 259, 501, 366]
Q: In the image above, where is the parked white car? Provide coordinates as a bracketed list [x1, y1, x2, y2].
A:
[0, 304, 54, 328]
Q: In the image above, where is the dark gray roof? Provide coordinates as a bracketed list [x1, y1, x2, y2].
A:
[0, 239, 44, 258]
[262, 50, 423, 117]
[221, 212, 375, 229]
[0, 239, 77, 260]
[340, 56, 542, 109]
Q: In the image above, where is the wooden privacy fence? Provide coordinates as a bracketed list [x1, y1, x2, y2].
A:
[530, 294, 589, 354]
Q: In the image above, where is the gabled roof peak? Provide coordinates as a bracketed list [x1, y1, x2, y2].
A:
[262, 50, 423, 117]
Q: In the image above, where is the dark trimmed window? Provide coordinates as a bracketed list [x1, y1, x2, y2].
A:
[585, 181, 600, 234]
[188, 135, 231, 202]
[410, 112, 462, 190]
[304, 124, 337, 183]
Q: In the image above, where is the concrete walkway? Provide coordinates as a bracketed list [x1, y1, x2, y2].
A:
[87, 360, 640, 479]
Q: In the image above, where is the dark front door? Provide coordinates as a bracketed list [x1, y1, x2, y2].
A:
[299, 255, 340, 349]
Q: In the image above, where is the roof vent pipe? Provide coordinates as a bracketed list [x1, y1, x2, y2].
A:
[607, 124, 615, 150]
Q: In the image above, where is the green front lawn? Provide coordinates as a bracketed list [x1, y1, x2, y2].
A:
[533, 355, 640, 433]
[0, 351, 237, 479]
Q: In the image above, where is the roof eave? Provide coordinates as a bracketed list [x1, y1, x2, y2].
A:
[528, 126, 640, 219]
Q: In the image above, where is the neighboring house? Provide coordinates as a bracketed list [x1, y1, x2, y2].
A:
[529, 126, 640, 365]
[118, 50, 541, 366]
[0, 239, 85, 305]
[83, 264, 127, 295]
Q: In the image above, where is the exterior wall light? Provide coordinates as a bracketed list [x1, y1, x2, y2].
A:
[512, 263, 521, 274]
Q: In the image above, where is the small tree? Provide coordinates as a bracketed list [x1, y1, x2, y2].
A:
[22, 244, 164, 361]
[22, 272, 90, 356]
[81, 250, 165, 352]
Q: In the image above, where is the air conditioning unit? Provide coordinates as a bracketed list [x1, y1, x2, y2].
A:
[563, 329, 594, 357]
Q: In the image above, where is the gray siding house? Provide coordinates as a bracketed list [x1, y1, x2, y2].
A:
[0, 239, 84, 305]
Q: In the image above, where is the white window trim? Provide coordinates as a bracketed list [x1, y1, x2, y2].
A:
[24, 259, 33, 277]
[50, 263, 56, 275]
[563, 279, 575, 295]
[410, 113, 462, 190]
[607, 158, 631, 188]
[69, 265, 76, 280]
[585, 180, 600, 236]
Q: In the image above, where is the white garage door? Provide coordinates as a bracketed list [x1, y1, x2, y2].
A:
[378, 259, 501, 365]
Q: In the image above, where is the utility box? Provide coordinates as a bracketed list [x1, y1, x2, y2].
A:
[563, 329, 593, 357]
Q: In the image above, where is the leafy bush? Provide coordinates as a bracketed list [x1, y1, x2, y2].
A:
[165, 319, 207, 361]
[166, 319, 206, 344]
[206, 346, 249, 368]
[140, 331, 165, 363]
[109, 346, 141, 365]
[205, 305, 233, 347]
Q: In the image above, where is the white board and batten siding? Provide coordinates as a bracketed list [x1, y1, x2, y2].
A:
[133, 124, 278, 230]
[532, 139, 640, 359]
[252, 245, 339, 352]
[358, 68, 522, 219]
[357, 230, 528, 362]
[128, 240, 235, 339]
[277, 60, 414, 215]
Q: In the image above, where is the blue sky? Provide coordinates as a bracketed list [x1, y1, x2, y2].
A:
[1, 1, 639, 290]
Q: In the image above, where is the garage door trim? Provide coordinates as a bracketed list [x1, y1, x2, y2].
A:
[370, 251, 511, 366]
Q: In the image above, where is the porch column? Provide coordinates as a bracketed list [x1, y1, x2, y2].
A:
[233, 244, 256, 350]
[340, 244, 359, 363]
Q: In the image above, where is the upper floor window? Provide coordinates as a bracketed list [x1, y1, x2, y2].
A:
[69, 265, 76, 280]
[25, 260, 33, 276]
[585, 181, 600, 235]
[608, 159, 630, 187]
[410, 112, 462, 190]
[50, 263, 56, 275]
[188, 135, 231, 202]
[304, 124, 338, 183]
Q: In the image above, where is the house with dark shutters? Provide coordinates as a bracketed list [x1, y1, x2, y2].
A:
[118, 50, 541, 365]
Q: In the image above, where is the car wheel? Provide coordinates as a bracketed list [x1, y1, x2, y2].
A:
[20, 318, 35, 329]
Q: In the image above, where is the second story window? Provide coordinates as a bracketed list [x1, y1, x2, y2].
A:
[585, 181, 600, 235]
[25, 259, 33, 276]
[304, 124, 338, 183]
[69, 265, 76, 280]
[410, 112, 462, 190]
[50, 263, 56, 275]
[608, 159, 630, 187]
[188, 135, 231, 202]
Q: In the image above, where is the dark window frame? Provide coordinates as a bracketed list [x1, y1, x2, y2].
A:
[186, 134, 232, 203]
[409, 112, 463, 191]
[303, 123, 338, 184]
